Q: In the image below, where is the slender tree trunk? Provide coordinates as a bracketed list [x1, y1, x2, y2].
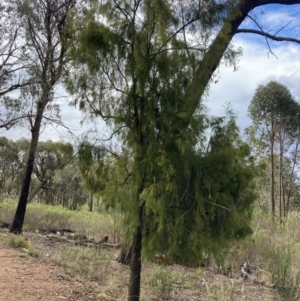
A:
[88, 191, 93, 212]
[282, 180, 286, 217]
[10, 102, 46, 233]
[279, 132, 283, 221]
[270, 131, 275, 217]
[286, 139, 299, 214]
[128, 224, 143, 301]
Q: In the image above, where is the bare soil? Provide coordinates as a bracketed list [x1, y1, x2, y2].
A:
[0, 231, 101, 301]
[0, 229, 281, 301]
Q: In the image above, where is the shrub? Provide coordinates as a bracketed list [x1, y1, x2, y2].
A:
[147, 267, 182, 299]
[268, 246, 300, 301]
[52, 246, 109, 282]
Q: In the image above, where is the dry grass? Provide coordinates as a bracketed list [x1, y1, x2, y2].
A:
[3, 234, 39, 257]
[3, 200, 300, 300]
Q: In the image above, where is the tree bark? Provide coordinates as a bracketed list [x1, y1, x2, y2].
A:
[269, 121, 276, 217]
[88, 191, 93, 212]
[128, 226, 142, 301]
[286, 136, 299, 214]
[10, 101, 47, 233]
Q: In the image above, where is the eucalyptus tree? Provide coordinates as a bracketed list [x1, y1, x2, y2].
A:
[277, 101, 300, 217]
[67, 1, 262, 300]
[9, 0, 76, 234]
[285, 105, 300, 214]
[248, 81, 299, 217]
[0, 137, 23, 199]
[28, 140, 74, 203]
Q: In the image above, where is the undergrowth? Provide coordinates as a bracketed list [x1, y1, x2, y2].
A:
[52, 246, 110, 282]
[146, 267, 183, 299]
[4, 234, 38, 257]
[223, 209, 300, 300]
[0, 198, 124, 242]
[2, 198, 300, 300]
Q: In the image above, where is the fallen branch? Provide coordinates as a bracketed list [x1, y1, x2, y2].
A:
[100, 242, 123, 249]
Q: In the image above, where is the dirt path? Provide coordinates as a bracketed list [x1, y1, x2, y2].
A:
[0, 229, 280, 301]
[0, 244, 99, 301]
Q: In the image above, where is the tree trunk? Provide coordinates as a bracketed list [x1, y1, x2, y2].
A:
[279, 135, 282, 221]
[10, 105, 45, 233]
[128, 226, 142, 301]
[286, 139, 299, 214]
[127, 169, 144, 301]
[270, 130, 275, 217]
[88, 191, 93, 212]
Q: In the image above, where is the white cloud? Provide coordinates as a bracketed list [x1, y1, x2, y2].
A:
[261, 11, 297, 29]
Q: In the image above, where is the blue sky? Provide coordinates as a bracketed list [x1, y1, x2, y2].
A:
[1, 2, 300, 142]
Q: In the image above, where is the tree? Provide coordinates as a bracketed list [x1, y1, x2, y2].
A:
[28, 140, 74, 203]
[0, 137, 23, 199]
[10, 0, 76, 234]
[248, 81, 298, 218]
[66, 1, 278, 300]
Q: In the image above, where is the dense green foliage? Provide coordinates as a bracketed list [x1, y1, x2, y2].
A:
[70, 0, 256, 268]
[1, 0, 300, 299]
[0, 138, 87, 210]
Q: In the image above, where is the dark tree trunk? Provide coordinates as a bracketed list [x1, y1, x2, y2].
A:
[88, 191, 93, 212]
[128, 226, 142, 301]
[10, 104, 46, 234]
[270, 127, 275, 217]
[286, 139, 299, 215]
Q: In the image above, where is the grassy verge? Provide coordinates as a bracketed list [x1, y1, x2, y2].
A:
[4, 234, 39, 257]
[52, 245, 110, 282]
[2, 198, 300, 300]
[0, 198, 124, 242]
[222, 209, 300, 300]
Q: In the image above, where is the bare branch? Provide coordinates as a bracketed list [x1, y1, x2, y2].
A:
[235, 28, 300, 45]
[0, 116, 27, 130]
[244, 15, 277, 58]
[98, 125, 127, 142]
[0, 82, 30, 96]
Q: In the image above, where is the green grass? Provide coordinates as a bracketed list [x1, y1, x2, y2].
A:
[0, 198, 124, 242]
[4, 234, 39, 257]
[2, 198, 300, 300]
[221, 209, 300, 300]
[52, 246, 110, 282]
[146, 267, 183, 299]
